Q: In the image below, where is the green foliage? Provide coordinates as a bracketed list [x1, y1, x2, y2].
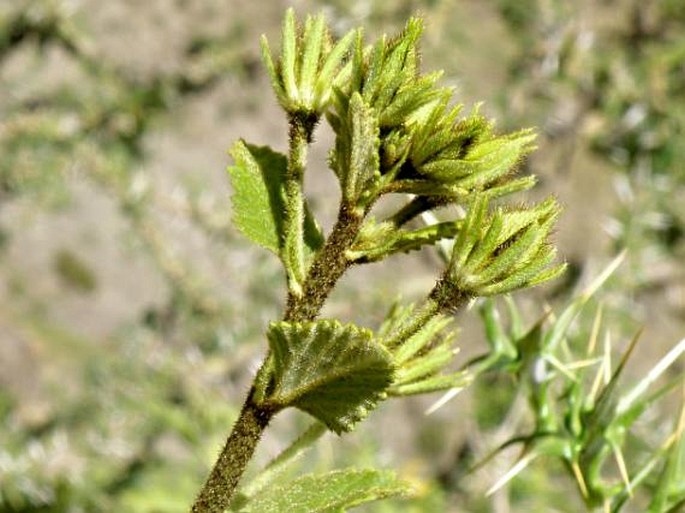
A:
[348, 217, 463, 263]
[441, 195, 565, 300]
[227, 141, 323, 258]
[196, 8, 566, 511]
[379, 302, 470, 397]
[258, 320, 394, 433]
[260, 9, 357, 117]
[329, 92, 381, 207]
[468, 256, 685, 512]
[237, 469, 409, 513]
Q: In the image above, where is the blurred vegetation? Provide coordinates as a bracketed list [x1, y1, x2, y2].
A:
[493, 0, 685, 288]
[1, 0, 684, 512]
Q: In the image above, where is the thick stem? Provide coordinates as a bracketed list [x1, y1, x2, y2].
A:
[191, 393, 274, 513]
[285, 202, 364, 322]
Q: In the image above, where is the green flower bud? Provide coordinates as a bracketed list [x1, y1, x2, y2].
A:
[260, 9, 356, 118]
[437, 195, 566, 306]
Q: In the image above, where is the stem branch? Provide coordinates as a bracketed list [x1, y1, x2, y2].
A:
[194, 120, 370, 511]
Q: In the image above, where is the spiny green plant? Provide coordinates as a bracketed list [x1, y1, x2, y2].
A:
[468, 254, 685, 512]
[190, 9, 564, 512]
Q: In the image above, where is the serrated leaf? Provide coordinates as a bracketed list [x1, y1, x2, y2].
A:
[228, 140, 323, 257]
[238, 469, 410, 513]
[264, 320, 394, 433]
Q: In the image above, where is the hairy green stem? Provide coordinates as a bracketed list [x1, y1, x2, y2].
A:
[285, 202, 364, 322]
[192, 196, 453, 511]
[284, 114, 317, 296]
[190, 392, 274, 513]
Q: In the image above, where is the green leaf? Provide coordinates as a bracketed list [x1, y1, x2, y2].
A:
[281, 8, 298, 100]
[299, 14, 327, 104]
[456, 130, 537, 189]
[378, 303, 467, 397]
[390, 372, 469, 396]
[446, 196, 564, 297]
[228, 141, 286, 254]
[450, 194, 488, 270]
[379, 73, 445, 128]
[303, 204, 325, 256]
[361, 36, 388, 103]
[228, 140, 323, 257]
[476, 298, 518, 369]
[347, 93, 380, 203]
[314, 29, 357, 110]
[260, 36, 287, 107]
[238, 469, 411, 513]
[263, 320, 394, 433]
[330, 92, 380, 206]
[392, 314, 452, 364]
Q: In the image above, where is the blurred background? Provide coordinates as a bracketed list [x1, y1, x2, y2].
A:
[1, 0, 684, 511]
